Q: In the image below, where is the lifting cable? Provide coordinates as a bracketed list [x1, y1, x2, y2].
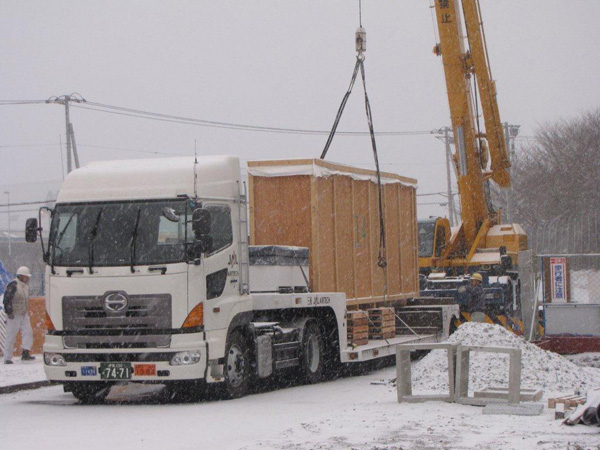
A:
[320, 1, 388, 298]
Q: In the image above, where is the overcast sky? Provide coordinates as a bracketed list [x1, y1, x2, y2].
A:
[1, 0, 599, 229]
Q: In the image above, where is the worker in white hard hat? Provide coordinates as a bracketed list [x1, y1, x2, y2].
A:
[2, 266, 36, 364]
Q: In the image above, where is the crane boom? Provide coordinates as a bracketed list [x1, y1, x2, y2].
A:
[419, 1, 528, 333]
[432, 0, 511, 245]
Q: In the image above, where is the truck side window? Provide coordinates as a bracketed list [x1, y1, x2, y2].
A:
[435, 225, 446, 257]
[206, 268, 228, 300]
[205, 205, 233, 254]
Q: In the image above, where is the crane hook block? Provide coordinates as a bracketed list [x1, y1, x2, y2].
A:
[355, 27, 366, 54]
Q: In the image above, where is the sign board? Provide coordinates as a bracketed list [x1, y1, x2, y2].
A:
[543, 256, 570, 303]
[550, 257, 568, 302]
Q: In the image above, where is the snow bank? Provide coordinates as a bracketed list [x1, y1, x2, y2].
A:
[412, 322, 600, 395]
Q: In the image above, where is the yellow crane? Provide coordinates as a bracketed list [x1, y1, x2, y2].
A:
[418, 0, 528, 328]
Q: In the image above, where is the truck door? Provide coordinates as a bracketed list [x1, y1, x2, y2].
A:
[199, 203, 238, 332]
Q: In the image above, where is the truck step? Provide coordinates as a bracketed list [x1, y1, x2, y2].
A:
[275, 358, 300, 370]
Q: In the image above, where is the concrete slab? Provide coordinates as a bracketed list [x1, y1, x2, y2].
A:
[482, 403, 545, 416]
[475, 387, 543, 402]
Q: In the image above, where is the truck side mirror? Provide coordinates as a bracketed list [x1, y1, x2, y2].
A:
[187, 236, 214, 264]
[192, 209, 211, 238]
[25, 218, 39, 243]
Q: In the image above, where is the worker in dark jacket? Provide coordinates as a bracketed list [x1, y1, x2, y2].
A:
[2, 266, 35, 364]
[467, 272, 486, 323]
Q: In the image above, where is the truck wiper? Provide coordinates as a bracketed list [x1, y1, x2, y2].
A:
[88, 208, 103, 274]
[130, 207, 141, 273]
[52, 211, 77, 274]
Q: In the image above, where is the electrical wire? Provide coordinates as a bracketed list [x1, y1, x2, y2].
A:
[2, 97, 433, 137]
[0, 100, 47, 105]
[74, 102, 431, 136]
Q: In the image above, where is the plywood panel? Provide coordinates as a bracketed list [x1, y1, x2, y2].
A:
[333, 176, 355, 298]
[369, 182, 385, 299]
[315, 177, 336, 293]
[384, 184, 401, 296]
[250, 176, 311, 247]
[399, 184, 418, 294]
[352, 181, 372, 299]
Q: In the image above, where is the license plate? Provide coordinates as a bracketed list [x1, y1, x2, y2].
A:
[81, 366, 97, 376]
[99, 362, 132, 380]
[134, 364, 156, 376]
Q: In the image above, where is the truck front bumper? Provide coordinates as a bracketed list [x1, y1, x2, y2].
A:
[43, 333, 208, 383]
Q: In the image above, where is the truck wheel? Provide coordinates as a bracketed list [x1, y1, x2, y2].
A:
[224, 331, 250, 399]
[300, 321, 324, 384]
[71, 382, 111, 404]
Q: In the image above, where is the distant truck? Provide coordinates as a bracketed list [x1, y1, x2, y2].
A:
[26, 156, 458, 402]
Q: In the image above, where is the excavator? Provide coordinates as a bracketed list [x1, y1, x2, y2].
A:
[418, 0, 528, 331]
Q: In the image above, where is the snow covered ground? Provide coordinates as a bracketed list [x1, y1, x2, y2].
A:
[1, 324, 599, 450]
[0, 358, 45, 388]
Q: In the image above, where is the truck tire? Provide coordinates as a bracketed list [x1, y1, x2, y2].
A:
[70, 382, 111, 404]
[224, 331, 250, 399]
[300, 321, 324, 384]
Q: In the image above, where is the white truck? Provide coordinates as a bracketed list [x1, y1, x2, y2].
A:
[26, 156, 458, 402]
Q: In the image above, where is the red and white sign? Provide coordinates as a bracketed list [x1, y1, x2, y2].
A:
[550, 257, 568, 302]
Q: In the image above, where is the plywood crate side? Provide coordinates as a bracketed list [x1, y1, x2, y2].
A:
[248, 159, 418, 306]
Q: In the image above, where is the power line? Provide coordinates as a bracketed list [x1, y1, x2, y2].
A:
[0, 142, 191, 156]
[0, 200, 56, 208]
[0, 100, 47, 105]
[73, 102, 433, 136]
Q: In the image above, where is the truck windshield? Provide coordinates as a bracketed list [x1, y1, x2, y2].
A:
[49, 200, 188, 267]
[417, 221, 436, 258]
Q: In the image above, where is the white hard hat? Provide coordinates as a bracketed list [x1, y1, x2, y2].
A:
[16, 266, 32, 278]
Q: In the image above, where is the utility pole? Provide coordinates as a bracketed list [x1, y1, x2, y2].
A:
[4, 191, 11, 256]
[503, 122, 520, 222]
[433, 127, 458, 226]
[47, 93, 86, 174]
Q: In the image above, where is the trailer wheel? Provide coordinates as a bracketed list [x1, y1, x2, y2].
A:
[70, 382, 111, 404]
[224, 331, 250, 399]
[300, 321, 324, 384]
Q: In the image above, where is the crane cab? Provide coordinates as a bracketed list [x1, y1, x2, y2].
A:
[418, 217, 451, 272]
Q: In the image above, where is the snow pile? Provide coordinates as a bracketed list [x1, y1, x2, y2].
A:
[412, 322, 600, 395]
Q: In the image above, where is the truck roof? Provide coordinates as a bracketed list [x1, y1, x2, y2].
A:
[56, 156, 240, 203]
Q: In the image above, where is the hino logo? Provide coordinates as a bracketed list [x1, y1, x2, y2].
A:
[103, 291, 129, 313]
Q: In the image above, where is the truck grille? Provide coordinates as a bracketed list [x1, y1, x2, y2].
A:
[62, 293, 172, 349]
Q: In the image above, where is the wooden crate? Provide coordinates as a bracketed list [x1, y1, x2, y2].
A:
[248, 159, 419, 306]
[347, 310, 369, 346]
[368, 307, 396, 339]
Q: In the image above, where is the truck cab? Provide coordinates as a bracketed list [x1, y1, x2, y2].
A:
[27, 156, 253, 400]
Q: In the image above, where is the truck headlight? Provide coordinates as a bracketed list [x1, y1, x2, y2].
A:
[44, 353, 66, 366]
[170, 351, 201, 366]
